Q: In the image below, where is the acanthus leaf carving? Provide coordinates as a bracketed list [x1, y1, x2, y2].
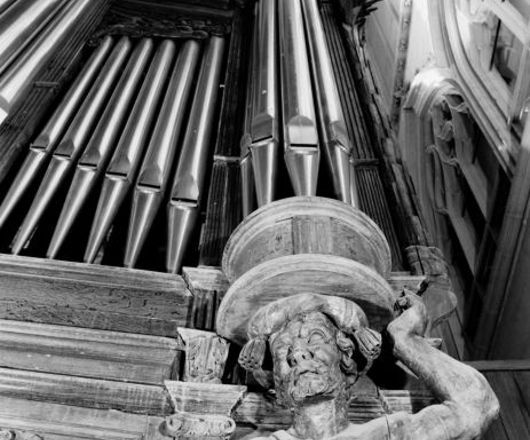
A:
[181, 330, 230, 384]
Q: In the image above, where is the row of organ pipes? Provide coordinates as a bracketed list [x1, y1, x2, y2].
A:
[0, 0, 361, 273]
[0, 34, 225, 273]
[241, 0, 359, 216]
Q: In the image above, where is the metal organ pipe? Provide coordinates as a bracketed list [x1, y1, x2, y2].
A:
[10, 37, 132, 255]
[166, 36, 225, 274]
[47, 39, 155, 258]
[117, 40, 201, 268]
[240, 2, 259, 219]
[0, 0, 17, 16]
[79, 40, 176, 263]
[279, 0, 320, 196]
[249, 0, 279, 207]
[301, 0, 357, 206]
[0, 36, 114, 230]
[0, 0, 65, 76]
[0, 0, 98, 125]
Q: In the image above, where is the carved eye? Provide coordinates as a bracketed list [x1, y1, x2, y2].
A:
[308, 330, 326, 345]
[286, 346, 294, 364]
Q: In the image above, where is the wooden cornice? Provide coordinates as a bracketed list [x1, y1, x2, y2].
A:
[0, 368, 172, 415]
[0, 319, 182, 384]
[0, 397, 167, 440]
[0, 254, 192, 336]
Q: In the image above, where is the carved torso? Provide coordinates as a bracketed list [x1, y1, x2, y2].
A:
[244, 411, 454, 440]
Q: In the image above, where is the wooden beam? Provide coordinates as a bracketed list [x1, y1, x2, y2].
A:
[0, 368, 172, 415]
[0, 254, 193, 336]
[0, 319, 182, 384]
[0, 397, 167, 440]
[0, 372, 437, 433]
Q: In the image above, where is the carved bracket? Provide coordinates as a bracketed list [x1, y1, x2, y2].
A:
[179, 328, 230, 383]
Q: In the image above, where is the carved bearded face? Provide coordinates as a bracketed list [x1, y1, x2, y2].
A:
[270, 311, 351, 407]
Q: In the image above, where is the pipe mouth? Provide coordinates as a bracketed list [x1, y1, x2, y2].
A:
[170, 199, 198, 209]
[136, 183, 161, 193]
[287, 144, 319, 154]
[106, 171, 128, 180]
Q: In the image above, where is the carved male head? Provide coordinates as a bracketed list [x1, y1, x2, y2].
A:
[238, 294, 382, 407]
[271, 311, 352, 406]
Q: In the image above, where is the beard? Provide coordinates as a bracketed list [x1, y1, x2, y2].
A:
[291, 372, 330, 401]
[277, 362, 344, 405]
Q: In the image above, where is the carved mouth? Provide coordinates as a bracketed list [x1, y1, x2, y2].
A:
[291, 366, 325, 389]
[292, 362, 326, 378]
[290, 374, 328, 401]
[294, 370, 319, 383]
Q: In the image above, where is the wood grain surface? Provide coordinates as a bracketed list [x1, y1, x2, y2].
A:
[0, 255, 192, 335]
[0, 319, 182, 384]
[222, 196, 392, 283]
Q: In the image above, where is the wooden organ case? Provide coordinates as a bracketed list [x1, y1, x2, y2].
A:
[0, 0, 451, 439]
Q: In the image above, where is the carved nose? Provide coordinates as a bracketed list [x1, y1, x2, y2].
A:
[287, 346, 314, 366]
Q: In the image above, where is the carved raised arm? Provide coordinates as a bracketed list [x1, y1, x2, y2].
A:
[387, 293, 499, 440]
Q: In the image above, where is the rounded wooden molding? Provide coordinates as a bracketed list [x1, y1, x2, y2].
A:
[216, 254, 396, 346]
[222, 196, 392, 284]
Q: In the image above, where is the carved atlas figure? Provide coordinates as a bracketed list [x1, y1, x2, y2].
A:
[232, 292, 498, 440]
[216, 196, 499, 440]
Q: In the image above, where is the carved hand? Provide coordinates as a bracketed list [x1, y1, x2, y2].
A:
[387, 291, 429, 340]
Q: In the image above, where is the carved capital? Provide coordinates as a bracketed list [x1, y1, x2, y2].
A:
[164, 381, 246, 439]
[164, 412, 235, 439]
[0, 429, 43, 440]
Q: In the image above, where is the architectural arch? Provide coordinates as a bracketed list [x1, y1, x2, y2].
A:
[427, 0, 530, 170]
